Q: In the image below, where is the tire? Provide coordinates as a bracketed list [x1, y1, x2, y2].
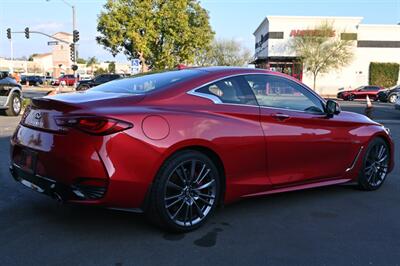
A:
[77, 85, 89, 91]
[147, 150, 221, 232]
[388, 93, 397, 104]
[358, 138, 390, 191]
[4, 93, 22, 116]
[348, 94, 355, 101]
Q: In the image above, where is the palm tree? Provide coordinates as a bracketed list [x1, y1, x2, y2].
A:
[86, 56, 98, 75]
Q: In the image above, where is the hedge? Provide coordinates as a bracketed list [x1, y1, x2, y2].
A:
[369, 62, 399, 88]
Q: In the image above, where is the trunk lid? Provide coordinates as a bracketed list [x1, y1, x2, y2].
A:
[23, 91, 144, 132]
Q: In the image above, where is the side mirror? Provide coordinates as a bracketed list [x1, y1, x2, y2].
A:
[326, 100, 341, 117]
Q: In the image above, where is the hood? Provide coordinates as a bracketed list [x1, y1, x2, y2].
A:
[0, 77, 21, 88]
[339, 111, 380, 125]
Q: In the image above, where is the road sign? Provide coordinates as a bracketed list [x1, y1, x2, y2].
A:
[131, 59, 140, 67]
[48, 41, 59, 46]
[131, 59, 140, 74]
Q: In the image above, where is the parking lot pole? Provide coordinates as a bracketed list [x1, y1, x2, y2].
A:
[9, 39, 14, 73]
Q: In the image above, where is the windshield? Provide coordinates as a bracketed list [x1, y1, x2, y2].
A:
[89, 69, 204, 94]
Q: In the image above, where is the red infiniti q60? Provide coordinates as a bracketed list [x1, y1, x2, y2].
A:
[10, 67, 394, 232]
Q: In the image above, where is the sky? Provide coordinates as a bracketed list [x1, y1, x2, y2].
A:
[0, 0, 399, 63]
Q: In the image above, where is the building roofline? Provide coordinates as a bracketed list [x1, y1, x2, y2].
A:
[32, 53, 52, 58]
[358, 23, 400, 28]
[53, 31, 72, 36]
[253, 15, 364, 35]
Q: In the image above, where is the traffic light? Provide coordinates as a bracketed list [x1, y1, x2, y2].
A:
[6, 28, 11, 39]
[70, 43, 75, 61]
[73, 30, 79, 43]
[24, 27, 29, 39]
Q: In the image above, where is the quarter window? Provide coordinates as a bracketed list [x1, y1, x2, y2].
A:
[244, 75, 324, 113]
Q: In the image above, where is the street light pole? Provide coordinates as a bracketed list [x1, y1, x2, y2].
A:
[10, 39, 14, 73]
[46, 0, 77, 78]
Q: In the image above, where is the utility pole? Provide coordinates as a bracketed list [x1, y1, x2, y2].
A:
[10, 39, 13, 73]
[6, 28, 13, 73]
[46, 0, 78, 82]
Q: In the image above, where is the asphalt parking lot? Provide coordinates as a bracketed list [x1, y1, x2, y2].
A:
[0, 99, 399, 266]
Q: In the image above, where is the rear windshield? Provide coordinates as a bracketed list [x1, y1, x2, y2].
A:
[90, 69, 203, 94]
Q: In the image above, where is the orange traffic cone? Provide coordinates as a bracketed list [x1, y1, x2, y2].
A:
[365, 95, 373, 118]
[366, 95, 372, 108]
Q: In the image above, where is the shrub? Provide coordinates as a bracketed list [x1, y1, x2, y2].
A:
[369, 62, 399, 88]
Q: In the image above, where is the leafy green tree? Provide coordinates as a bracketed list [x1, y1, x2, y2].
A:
[97, 0, 214, 71]
[28, 54, 38, 61]
[86, 56, 98, 74]
[196, 38, 251, 66]
[77, 58, 86, 64]
[94, 67, 107, 76]
[290, 22, 354, 91]
[108, 61, 116, 73]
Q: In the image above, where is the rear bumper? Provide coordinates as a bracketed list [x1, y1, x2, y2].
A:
[10, 163, 145, 213]
[10, 163, 80, 202]
[10, 124, 154, 210]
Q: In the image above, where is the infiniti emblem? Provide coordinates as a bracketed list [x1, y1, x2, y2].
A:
[35, 113, 42, 120]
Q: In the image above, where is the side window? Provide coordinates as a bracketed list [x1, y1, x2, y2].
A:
[95, 75, 106, 83]
[196, 76, 257, 105]
[244, 75, 324, 113]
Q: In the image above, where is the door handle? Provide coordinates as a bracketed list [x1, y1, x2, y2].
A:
[272, 113, 290, 121]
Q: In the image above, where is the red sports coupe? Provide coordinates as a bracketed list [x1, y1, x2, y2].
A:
[337, 85, 385, 101]
[10, 67, 394, 232]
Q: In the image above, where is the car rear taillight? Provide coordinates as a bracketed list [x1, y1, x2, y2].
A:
[55, 116, 133, 135]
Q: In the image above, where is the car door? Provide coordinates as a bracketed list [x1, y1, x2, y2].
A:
[244, 74, 356, 185]
[366, 86, 380, 99]
[353, 87, 366, 99]
[193, 76, 270, 190]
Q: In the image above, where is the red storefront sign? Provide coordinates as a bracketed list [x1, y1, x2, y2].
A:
[290, 29, 335, 37]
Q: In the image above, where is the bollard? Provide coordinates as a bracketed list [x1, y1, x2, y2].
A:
[364, 95, 373, 118]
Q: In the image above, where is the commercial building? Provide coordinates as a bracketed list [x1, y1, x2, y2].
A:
[253, 16, 400, 95]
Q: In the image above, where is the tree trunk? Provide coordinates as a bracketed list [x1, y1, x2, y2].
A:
[138, 52, 149, 73]
[313, 73, 317, 92]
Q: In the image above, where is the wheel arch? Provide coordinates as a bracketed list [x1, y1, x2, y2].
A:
[4, 87, 22, 106]
[366, 131, 394, 173]
[159, 142, 226, 206]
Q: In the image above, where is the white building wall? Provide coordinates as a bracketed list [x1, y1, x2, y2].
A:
[254, 16, 400, 96]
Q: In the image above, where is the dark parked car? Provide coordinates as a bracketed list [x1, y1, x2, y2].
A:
[20, 75, 44, 86]
[76, 74, 122, 91]
[377, 84, 400, 103]
[337, 85, 384, 101]
[9, 67, 394, 232]
[0, 72, 22, 116]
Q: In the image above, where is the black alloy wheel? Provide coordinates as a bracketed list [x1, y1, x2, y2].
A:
[358, 138, 390, 190]
[147, 150, 220, 232]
